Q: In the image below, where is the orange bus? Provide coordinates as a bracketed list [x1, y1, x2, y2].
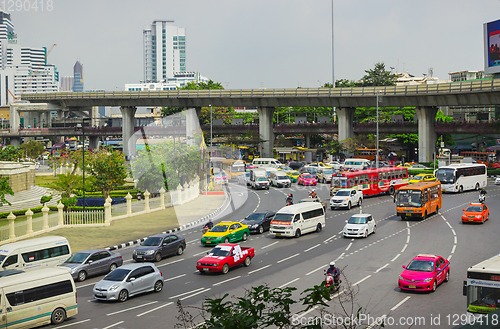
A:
[460, 151, 496, 167]
[228, 160, 246, 181]
[395, 181, 442, 220]
[354, 148, 382, 161]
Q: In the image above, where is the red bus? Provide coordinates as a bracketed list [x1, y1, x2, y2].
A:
[330, 166, 409, 197]
[460, 151, 497, 167]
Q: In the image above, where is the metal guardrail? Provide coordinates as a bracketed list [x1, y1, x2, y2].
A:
[21, 79, 500, 101]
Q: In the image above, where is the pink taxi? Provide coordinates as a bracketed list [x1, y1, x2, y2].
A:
[298, 173, 317, 186]
[398, 254, 450, 292]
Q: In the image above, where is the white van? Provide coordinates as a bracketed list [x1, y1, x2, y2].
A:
[269, 203, 325, 238]
[252, 158, 282, 168]
[269, 171, 291, 188]
[0, 236, 71, 272]
[0, 268, 78, 327]
[343, 158, 371, 171]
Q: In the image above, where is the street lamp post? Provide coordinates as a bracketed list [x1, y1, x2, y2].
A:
[376, 91, 380, 169]
[103, 123, 108, 149]
[77, 120, 87, 223]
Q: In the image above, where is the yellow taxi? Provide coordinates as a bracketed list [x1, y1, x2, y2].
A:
[201, 221, 250, 246]
[285, 170, 301, 183]
[397, 162, 416, 168]
[409, 174, 437, 184]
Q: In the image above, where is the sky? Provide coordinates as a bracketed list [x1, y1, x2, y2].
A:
[8, 0, 500, 91]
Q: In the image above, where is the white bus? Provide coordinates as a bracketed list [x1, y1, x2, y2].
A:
[464, 253, 500, 317]
[435, 163, 487, 193]
[0, 268, 78, 327]
[0, 236, 71, 271]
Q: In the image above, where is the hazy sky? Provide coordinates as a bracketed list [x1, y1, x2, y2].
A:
[9, 0, 500, 91]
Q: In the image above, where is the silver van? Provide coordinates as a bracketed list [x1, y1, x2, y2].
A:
[269, 171, 291, 188]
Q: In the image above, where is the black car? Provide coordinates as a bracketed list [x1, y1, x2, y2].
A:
[241, 211, 276, 234]
[289, 162, 305, 170]
[133, 234, 186, 262]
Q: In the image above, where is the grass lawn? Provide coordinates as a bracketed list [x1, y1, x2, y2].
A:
[35, 175, 58, 186]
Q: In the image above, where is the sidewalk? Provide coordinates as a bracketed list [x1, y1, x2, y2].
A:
[34, 194, 226, 252]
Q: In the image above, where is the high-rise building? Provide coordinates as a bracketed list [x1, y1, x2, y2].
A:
[143, 20, 186, 83]
[60, 76, 74, 91]
[73, 61, 83, 92]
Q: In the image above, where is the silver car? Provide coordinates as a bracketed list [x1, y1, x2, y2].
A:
[59, 249, 123, 282]
[93, 263, 163, 302]
[238, 172, 251, 186]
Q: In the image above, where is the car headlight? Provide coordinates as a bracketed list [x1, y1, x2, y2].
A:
[109, 284, 120, 291]
[133, 250, 136, 255]
[423, 278, 432, 283]
[399, 276, 404, 281]
[476, 215, 482, 218]
[146, 250, 155, 255]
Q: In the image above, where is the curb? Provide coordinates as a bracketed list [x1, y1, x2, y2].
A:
[106, 191, 231, 251]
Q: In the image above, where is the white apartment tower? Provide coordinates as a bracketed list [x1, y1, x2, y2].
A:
[143, 20, 186, 83]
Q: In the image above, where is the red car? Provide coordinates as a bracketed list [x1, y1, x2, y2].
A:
[298, 173, 317, 186]
[398, 254, 450, 292]
[196, 243, 255, 274]
[461, 203, 489, 224]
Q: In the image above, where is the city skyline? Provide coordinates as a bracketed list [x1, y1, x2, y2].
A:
[9, 0, 500, 91]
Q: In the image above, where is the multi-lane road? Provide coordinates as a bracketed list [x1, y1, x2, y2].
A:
[52, 179, 500, 329]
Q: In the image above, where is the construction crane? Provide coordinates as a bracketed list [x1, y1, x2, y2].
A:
[9, 43, 56, 103]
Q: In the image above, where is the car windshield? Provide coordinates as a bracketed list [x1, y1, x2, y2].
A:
[257, 177, 267, 182]
[307, 168, 317, 173]
[281, 166, 293, 171]
[64, 252, 90, 263]
[273, 213, 294, 222]
[406, 260, 434, 272]
[246, 213, 265, 221]
[214, 172, 221, 178]
[303, 174, 313, 179]
[232, 166, 244, 173]
[277, 176, 288, 180]
[335, 190, 350, 196]
[208, 247, 231, 257]
[103, 268, 131, 281]
[141, 237, 162, 246]
[397, 190, 422, 207]
[436, 168, 455, 184]
[348, 216, 368, 224]
[0, 255, 6, 263]
[290, 171, 300, 175]
[466, 206, 482, 212]
[210, 225, 229, 232]
[412, 175, 425, 180]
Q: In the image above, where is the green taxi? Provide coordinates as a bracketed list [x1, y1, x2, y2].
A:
[201, 221, 250, 246]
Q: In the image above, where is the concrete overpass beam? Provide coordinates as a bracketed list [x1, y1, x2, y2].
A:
[305, 134, 310, 149]
[257, 107, 275, 158]
[185, 108, 200, 146]
[121, 106, 137, 160]
[337, 107, 355, 142]
[88, 136, 99, 151]
[416, 106, 438, 162]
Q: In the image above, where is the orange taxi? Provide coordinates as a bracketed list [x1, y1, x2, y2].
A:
[461, 203, 489, 224]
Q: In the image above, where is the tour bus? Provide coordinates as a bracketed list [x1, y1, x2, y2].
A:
[251, 158, 282, 168]
[464, 253, 500, 317]
[330, 166, 409, 196]
[394, 181, 442, 220]
[354, 148, 382, 161]
[435, 163, 487, 193]
[343, 158, 371, 171]
[0, 268, 78, 327]
[0, 236, 72, 271]
[269, 203, 325, 238]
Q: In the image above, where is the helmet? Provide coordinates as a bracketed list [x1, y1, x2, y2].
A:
[312, 189, 316, 192]
[330, 261, 335, 266]
[289, 194, 292, 197]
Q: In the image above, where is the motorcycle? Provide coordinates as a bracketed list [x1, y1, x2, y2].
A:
[202, 222, 214, 234]
[285, 200, 293, 206]
[479, 194, 485, 204]
[324, 269, 341, 294]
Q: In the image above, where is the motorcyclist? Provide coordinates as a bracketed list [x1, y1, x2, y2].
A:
[480, 189, 487, 196]
[479, 189, 487, 203]
[203, 220, 214, 231]
[286, 194, 293, 205]
[326, 261, 340, 283]
[309, 189, 317, 198]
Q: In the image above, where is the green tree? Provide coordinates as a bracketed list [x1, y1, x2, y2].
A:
[334, 79, 359, 88]
[48, 173, 83, 208]
[86, 149, 127, 199]
[0, 177, 14, 206]
[180, 80, 224, 90]
[359, 62, 398, 86]
[0, 145, 21, 161]
[19, 140, 44, 160]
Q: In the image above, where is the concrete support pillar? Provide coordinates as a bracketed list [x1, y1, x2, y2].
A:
[9, 104, 20, 133]
[305, 134, 311, 149]
[416, 106, 438, 162]
[120, 106, 137, 160]
[337, 107, 355, 142]
[185, 108, 199, 146]
[257, 107, 275, 158]
[8, 212, 15, 240]
[88, 136, 99, 150]
[10, 137, 20, 147]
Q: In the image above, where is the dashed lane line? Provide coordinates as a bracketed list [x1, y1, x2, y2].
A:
[277, 253, 300, 264]
[106, 301, 158, 316]
[180, 288, 212, 301]
[164, 274, 186, 282]
[304, 244, 321, 252]
[136, 302, 173, 317]
[278, 277, 300, 288]
[53, 319, 91, 328]
[390, 296, 411, 311]
[102, 321, 124, 329]
[169, 287, 205, 299]
[248, 264, 272, 274]
[353, 275, 371, 286]
[157, 258, 185, 268]
[213, 275, 241, 286]
[262, 241, 279, 249]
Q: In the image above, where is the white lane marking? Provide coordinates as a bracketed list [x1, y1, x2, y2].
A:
[446, 221, 452, 229]
[106, 301, 158, 316]
[335, 252, 345, 261]
[454, 236, 457, 244]
[391, 253, 401, 262]
[401, 244, 407, 253]
[157, 258, 185, 268]
[136, 302, 173, 317]
[87, 298, 96, 302]
[448, 255, 453, 261]
[298, 305, 318, 318]
[180, 288, 212, 301]
[278, 277, 300, 288]
[306, 264, 328, 276]
[390, 296, 411, 311]
[102, 321, 124, 329]
[262, 241, 279, 249]
[375, 263, 389, 273]
[304, 244, 321, 252]
[367, 315, 386, 329]
[248, 264, 272, 274]
[406, 235, 410, 243]
[353, 275, 371, 286]
[170, 287, 205, 299]
[193, 250, 209, 257]
[451, 228, 456, 236]
[165, 274, 186, 282]
[323, 235, 336, 243]
[345, 242, 353, 251]
[53, 319, 91, 328]
[277, 253, 300, 264]
[123, 259, 133, 263]
[406, 221, 410, 227]
[76, 282, 96, 289]
[213, 276, 241, 286]
[451, 245, 456, 254]
[186, 239, 199, 244]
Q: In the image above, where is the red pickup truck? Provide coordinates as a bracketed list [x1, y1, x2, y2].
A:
[196, 243, 255, 274]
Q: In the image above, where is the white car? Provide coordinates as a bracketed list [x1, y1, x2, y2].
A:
[330, 188, 363, 210]
[326, 161, 344, 170]
[496, 177, 500, 185]
[343, 214, 376, 238]
[238, 172, 251, 186]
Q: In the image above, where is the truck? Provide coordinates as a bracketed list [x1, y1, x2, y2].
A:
[329, 188, 363, 210]
[196, 243, 255, 274]
[250, 168, 269, 190]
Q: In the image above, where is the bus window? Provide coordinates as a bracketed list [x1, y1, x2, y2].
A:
[354, 176, 359, 185]
[348, 178, 354, 187]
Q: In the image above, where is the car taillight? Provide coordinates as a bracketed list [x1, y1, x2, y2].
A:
[75, 292, 77, 303]
[119, 255, 122, 259]
[160, 271, 162, 276]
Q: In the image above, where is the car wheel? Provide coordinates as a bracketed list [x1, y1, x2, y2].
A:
[109, 263, 118, 272]
[475, 183, 480, 191]
[358, 198, 362, 207]
[389, 186, 395, 195]
[445, 270, 450, 282]
[347, 202, 351, 210]
[78, 270, 87, 282]
[459, 186, 463, 193]
[176, 246, 184, 255]
[423, 211, 427, 219]
[431, 280, 437, 292]
[364, 230, 368, 238]
[222, 263, 230, 274]
[435, 206, 439, 214]
[331, 206, 334, 210]
[295, 229, 301, 238]
[242, 232, 248, 241]
[51, 308, 66, 325]
[258, 225, 264, 234]
[244, 256, 251, 267]
[118, 289, 129, 302]
[155, 252, 162, 262]
[154, 280, 163, 292]
[373, 225, 376, 234]
[316, 224, 322, 233]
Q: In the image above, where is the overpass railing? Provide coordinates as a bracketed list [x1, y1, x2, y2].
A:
[22, 79, 500, 100]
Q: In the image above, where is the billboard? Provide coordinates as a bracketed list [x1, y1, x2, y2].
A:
[484, 19, 500, 74]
